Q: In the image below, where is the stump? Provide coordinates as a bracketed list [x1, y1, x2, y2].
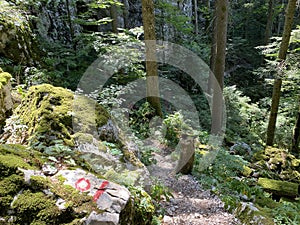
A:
[175, 134, 196, 174]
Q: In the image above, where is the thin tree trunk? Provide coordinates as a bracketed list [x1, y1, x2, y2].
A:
[265, 0, 275, 44]
[122, 0, 129, 29]
[266, 0, 297, 146]
[66, 0, 75, 47]
[292, 102, 300, 153]
[194, 0, 198, 35]
[110, 4, 118, 33]
[266, 78, 282, 145]
[211, 0, 228, 135]
[141, 0, 163, 117]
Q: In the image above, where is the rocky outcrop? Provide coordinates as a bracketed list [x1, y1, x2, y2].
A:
[0, 69, 13, 132]
[0, 1, 39, 66]
[0, 143, 153, 224]
[0, 84, 154, 223]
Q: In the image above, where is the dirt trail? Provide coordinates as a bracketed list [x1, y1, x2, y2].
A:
[147, 146, 241, 225]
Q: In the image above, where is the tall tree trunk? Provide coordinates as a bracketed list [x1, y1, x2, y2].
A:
[265, 0, 275, 44]
[194, 0, 198, 35]
[66, 0, 75, 48]
[266, 0, 297, 146]
[122, 0, 129, 29]
[211, 0, 228, 135]
[141, 0, 163, 117]
[110, 4, 118, 33]
[292, 102, 300, 153]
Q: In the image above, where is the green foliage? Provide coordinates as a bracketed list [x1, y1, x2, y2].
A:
[139, 146, 158, 166]
[223, 86, 265, 150]
[272, 201, 300, 225]
[129, 185, 155, 224]
[194, 148, 263, 211]
[129, 101, 156, 139]
[150, 180, 173, 202]
[163, 111, 188, 147]
[102, 141, 123, 157]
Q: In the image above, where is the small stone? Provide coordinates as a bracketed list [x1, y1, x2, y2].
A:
[42, 163, 58, 175]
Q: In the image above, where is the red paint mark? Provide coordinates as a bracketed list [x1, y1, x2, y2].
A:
[93, 180, 109, 201]
[75, 178, 91, 192]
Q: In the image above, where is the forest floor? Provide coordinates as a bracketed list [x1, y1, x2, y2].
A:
[147, 141, 241, 225]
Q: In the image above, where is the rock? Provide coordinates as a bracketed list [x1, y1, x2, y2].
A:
[1, 84, 110, 147]
[0, 1, 39, 66]
[234, 202, 275, 225]
[0, 70, 13, 132]
[0, 144, 154, 225]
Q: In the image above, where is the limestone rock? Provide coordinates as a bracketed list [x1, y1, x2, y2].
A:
[0, 144, 153, 225]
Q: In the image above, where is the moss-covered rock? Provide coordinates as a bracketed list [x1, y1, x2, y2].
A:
[253, 146, 300, 182]
[0, 144, 155, 225]
[234, 202, 275, 225]
[0, 1, 40, 66]
[0, 69, 13, 131]
[2, 84, 109, 148]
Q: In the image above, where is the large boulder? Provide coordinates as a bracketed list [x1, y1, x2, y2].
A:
[1, 83, 109, 146]
[0, 68, 13, 132]
[0, 144, 154, 225]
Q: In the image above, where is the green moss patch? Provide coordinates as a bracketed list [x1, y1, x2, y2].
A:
[0, 72, 11, 89]
[10, 84, 109, 148]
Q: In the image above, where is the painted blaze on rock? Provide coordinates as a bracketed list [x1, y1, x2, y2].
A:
[55, 169, 131, 224]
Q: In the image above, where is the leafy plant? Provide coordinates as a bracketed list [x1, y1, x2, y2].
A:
[150, 181, 173, 202]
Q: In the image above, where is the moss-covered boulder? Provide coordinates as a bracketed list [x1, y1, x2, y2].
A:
[0, 144, 155, 224]
[0, 69, 13, 132]
[234, 202, 275, 225]
[1, 84, 109, 147]
[253, 146, 300, 182]
[0, 1, 39, 66]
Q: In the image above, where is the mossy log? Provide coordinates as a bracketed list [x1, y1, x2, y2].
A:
[258, 177, 300, 198]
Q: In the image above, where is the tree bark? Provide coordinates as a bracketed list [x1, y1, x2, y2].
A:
[110, 4, 118, 33]
[292, 103, 300, 153]
[194, 0, 198, 35]
[264, 0, 275, 44]
[211, 0, 228, 135]
[141, 0, 163, 117]
[266, 0, 297, 146]
[122, 0, 129, 29]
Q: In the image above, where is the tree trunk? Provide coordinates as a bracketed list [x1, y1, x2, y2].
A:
[122, 0, 129, 29]
[292, 103, 300, 153]
[211, 0, 228, 135]
[194, 0, 198, 35]
[266, 78, 282, 146]
[110, 4, 118, 33]
[264, 0, 275, 44]
[141, 0, 163, 117]
[266, 0, 297, 146]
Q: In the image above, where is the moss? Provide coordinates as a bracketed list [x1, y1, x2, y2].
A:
[235, 202, 275, 225]
[0, 72, 11, 89]
[13, 84, 109, 148]
[30, 175, 100, 215]
[12, 190, 60, 224]
[0, 144, 42, 176]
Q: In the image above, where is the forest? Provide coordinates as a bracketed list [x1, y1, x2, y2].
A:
[0, 0, 300, 224]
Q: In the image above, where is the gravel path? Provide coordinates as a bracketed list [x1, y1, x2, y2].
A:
[147, 146, 241, 225]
